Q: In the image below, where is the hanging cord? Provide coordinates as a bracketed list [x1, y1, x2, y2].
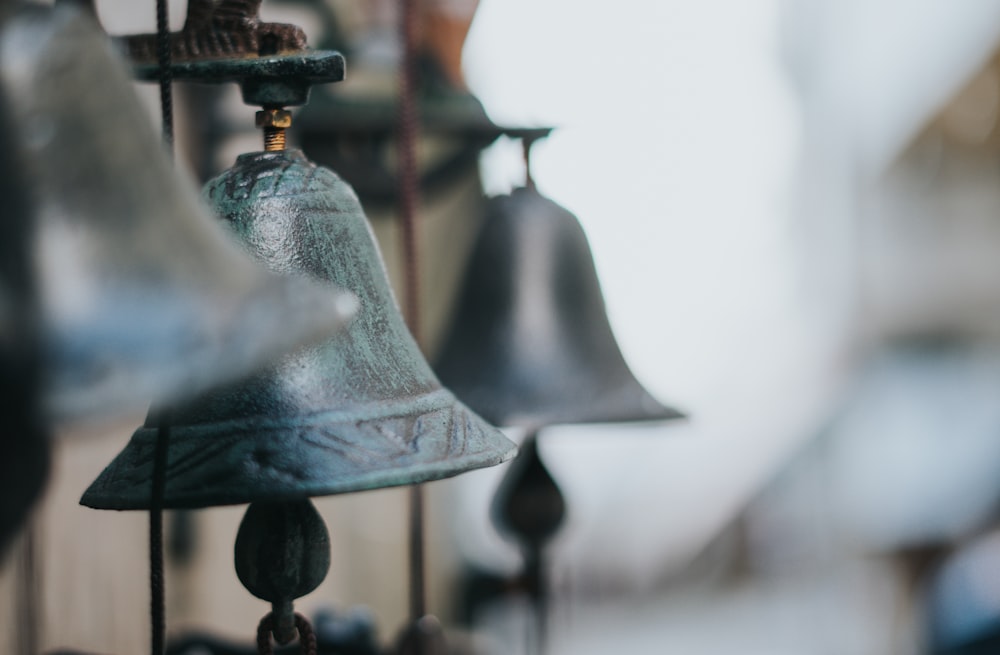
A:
[523, 137, 536, 191]
[151, 2, 175, 654]
[256, 612, 317, 655]
[397, 0, 427, 630]
[156, 0, 174, 150]
[525, 545, 548, 655]
[16, 521, 39, 655]
[398, 0, 420, 336]
[150, 408, 172, 655]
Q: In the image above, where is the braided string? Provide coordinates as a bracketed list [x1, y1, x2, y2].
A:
[256, 612, 318, 655]
[150, 2, 174, 653]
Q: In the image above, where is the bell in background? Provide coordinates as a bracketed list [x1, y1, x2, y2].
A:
[435, 179, 683, 655]
[434, 185, 684, 430]
[0, 89, 47, 554]
[0, 3, 358, 425]
[82, 147, 518, 510]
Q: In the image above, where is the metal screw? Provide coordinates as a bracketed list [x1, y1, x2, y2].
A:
[256, 108, 292, 152]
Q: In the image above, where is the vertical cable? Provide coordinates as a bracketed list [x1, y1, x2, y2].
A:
[16, 521, 39, 655]
[150, 410, 171, 655]
[398, 0, 420, 335]
[526, 546, 547, 655]
[397, 0, 426, 629]
[407, 485, 426, 623]
[151, 2, 174, 654]
[156, 0, 174, 151]
[523, 138, 536, 191]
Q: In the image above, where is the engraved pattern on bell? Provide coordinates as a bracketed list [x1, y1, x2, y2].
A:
[81, 150, 516, 509]
[434, 187, 685, 429]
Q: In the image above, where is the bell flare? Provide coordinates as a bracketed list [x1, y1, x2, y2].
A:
[81, 149, 516, 510]
[0, 4, 358, 424]
[81, 391, 509, 509]
[434, 187, 685, 429]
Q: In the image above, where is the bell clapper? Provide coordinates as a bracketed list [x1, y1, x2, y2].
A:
[492, 432, 566, 655]
[234, 499, 331, 648]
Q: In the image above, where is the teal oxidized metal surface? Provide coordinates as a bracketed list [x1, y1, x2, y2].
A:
[130, 50, 345, 107]
[82, 150, 517, 510]
[122, 0, 345, 108]
[434, 187, 686, 430]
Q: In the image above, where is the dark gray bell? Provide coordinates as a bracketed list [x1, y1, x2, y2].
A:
[0, 86, 47, 554]
[434, 187, 684, 429]
[0, 4, 357, 423]
[81, 149, 517, 510]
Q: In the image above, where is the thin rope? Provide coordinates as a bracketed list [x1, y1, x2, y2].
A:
[156, 0, 174, 150]
[16, 521, 39, 655]
[526, 544, 548, 655]
[523, 138, 536, 191]
[151, 2, 174, 653]
[397, 0, 427, 629]
[398, 0, 420, 339]
[407, 484, 426, 622]
[150, 408, 171, 655]
[256, 612, 317, 655]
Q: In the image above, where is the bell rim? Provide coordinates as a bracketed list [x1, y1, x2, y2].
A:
[440, 381, 688, 431]
[80, 447, 516, 510]
[79, 392, 518, 510]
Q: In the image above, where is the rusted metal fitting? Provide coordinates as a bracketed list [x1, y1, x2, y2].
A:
[255, 108, 292, 129]
[124, 0, 307, 64]
[119, 0, 345, 109]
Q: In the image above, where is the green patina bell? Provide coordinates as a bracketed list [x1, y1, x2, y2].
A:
[82, 148, 517, 510]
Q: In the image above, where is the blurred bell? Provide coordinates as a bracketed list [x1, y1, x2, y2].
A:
[0, 88, 48, 553]
[0, 4, 357, 424]
[434, 187, 684, 429]
[82, 149, 517, 509]
[928, 531, 1000, 654]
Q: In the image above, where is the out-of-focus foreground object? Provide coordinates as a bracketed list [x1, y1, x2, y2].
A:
[0, 2, 359, 425]
[0, 1, 360, 557]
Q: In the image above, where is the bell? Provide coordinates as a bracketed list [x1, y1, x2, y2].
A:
[82, 148, 517, 509]
[434, 186, 684, 429]
[0, 88, 47, 553]
[0, 4, 357, 423]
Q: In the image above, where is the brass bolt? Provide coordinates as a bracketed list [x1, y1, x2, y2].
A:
[256, 109, 292, 152]
[255, 109, 292, 129]
[263, 128, 287, 152]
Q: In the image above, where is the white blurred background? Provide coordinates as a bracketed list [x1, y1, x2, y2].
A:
[458, 1, 1000, 652]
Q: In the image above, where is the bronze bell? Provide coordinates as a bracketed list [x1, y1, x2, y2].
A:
[0, 4, 357, 423]
[82, 149, 517, 509]
[434, 187, 684, 429]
